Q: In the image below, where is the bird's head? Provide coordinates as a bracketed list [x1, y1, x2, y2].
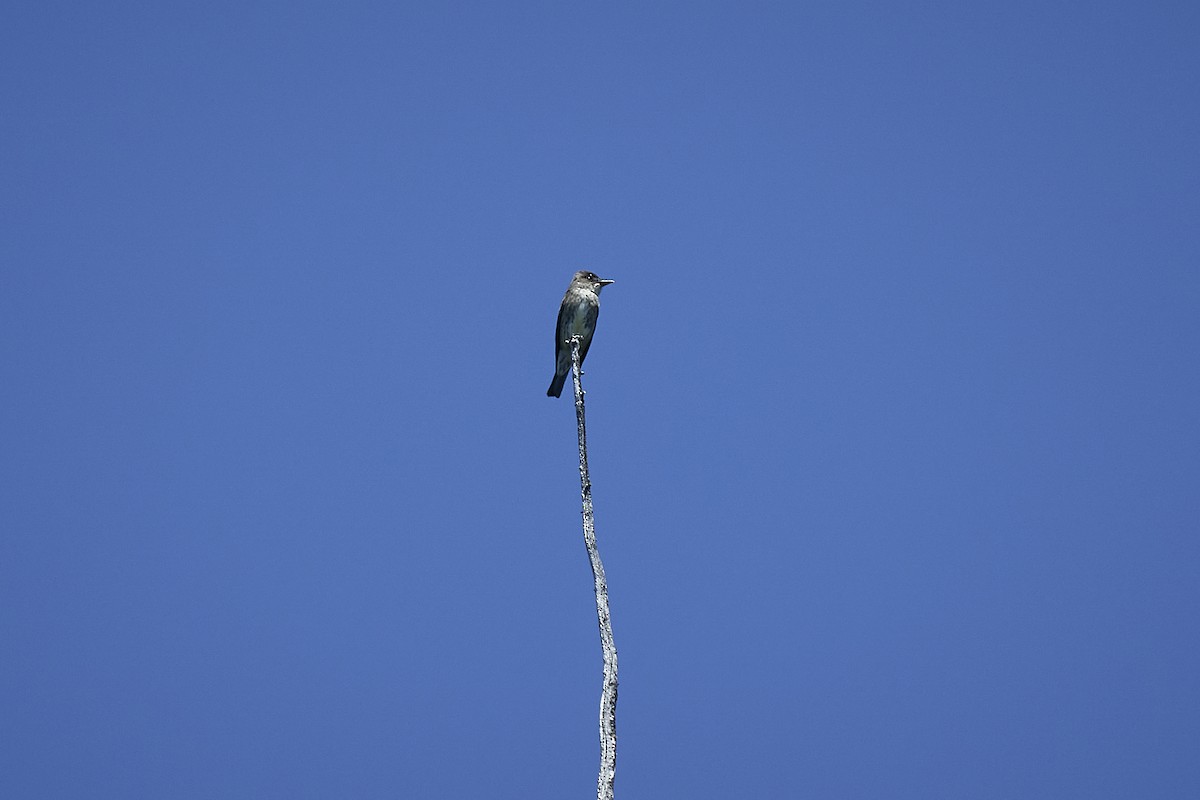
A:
[574, 270, 615, 292]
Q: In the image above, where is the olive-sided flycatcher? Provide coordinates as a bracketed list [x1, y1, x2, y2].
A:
[547, 270, 615, 397]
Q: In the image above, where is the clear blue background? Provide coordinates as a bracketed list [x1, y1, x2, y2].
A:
[3, 2, 1198, 797]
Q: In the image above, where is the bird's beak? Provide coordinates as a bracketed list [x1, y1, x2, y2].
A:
[599, 279, 615, 286]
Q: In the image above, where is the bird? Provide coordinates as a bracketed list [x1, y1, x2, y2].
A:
[547, 270, 615, 398]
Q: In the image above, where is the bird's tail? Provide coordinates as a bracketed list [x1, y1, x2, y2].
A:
[547, 372, 566, 398]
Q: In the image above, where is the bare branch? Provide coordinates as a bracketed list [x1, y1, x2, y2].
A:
[570, 335, 618, 800]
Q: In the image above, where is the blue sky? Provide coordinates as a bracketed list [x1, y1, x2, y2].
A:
[2, 2, 1198, 797]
